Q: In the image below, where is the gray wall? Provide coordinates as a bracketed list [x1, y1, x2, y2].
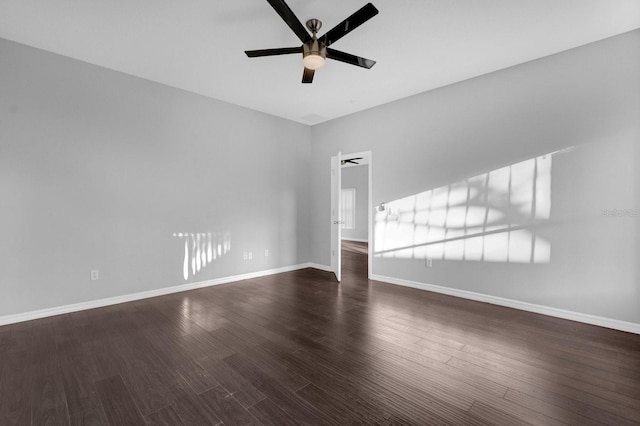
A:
[2, 29, 639, 328]
[0, 39, 311, 317]
[310, 30, 640, 324]
[341, 165, 368, 241]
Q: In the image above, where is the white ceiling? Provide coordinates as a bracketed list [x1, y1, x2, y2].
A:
[1, 1, 639, 125]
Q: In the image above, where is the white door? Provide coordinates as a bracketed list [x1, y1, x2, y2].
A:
[330, 153, 342, 282]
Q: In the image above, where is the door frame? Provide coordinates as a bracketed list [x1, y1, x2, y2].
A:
[332, 150, 373, 280]
[330, 152, 342, 282]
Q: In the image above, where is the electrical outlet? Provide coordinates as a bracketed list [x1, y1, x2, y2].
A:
[248, 252, 253, 260]
[425, 258, 433, 268]
[91, 270, 99, 280]
[265, 249, 269, 257]
[243, 252, 247, 260]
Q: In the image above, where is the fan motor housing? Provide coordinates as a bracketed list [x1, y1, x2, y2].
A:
[303, 39, 327, 60]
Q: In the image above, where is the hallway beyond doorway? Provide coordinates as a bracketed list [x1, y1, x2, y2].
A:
[342, 240, 368, 278]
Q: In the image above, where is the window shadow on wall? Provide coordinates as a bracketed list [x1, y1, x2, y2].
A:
[173, 232, 231, 280]
[374, 151, 566, 264]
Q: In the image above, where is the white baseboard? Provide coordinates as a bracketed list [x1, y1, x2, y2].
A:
[11, 265, 631, 335]
[341, 237, 368, 243]
[0, 263, 315, 327]
[371, 274, 640, 335]
[306, 262, 333, 273]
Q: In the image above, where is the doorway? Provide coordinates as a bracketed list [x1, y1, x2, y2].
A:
[330, 150, 372, 282]
[341, 160, 369, 279]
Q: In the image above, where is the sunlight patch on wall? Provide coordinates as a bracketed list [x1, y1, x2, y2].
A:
[173, 232, 231, 280]
[375, 153, 554, 263]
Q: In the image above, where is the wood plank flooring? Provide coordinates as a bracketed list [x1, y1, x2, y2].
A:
[1, 241, 640, 425]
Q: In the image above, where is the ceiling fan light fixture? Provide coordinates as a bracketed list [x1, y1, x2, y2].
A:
[303, 53, 326, 70]
[303, 40, 327, 70]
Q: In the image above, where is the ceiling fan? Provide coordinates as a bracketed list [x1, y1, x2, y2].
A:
[341, 157, 363, 165]
[245, 0, 379, 83]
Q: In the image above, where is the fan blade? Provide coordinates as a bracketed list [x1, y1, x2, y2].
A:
[302, 67, 315, 83]
[319, 3, 379, 47]
[266, 0, 312, 43]
[245, 47, 302, 57]
[327, 48, 376, 69]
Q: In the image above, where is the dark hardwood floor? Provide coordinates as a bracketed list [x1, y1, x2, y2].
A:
[1, 241, 640, 425]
